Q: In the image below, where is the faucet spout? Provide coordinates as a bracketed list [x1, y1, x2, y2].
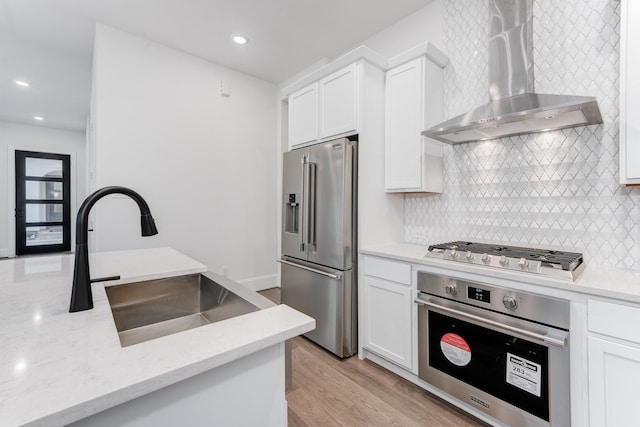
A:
[69, 186, 158, 312]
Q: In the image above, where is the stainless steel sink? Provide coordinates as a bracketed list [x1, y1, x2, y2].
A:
[105, 273, 262, 347]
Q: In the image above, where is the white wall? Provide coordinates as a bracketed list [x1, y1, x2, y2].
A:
[91, 25, 278, 287]
[0, 120, 86, 257]
[357, 0, 444, 59]
[277, 1, 444, 92]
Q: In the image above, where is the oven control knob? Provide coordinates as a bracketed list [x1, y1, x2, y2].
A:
[518, 258, 529, 269]
[481, 253, 492, 264]
[444, 284, 458, 296]
[450, 249, 459, 259]
[503, 295, 518, 310]
[499, 255, 509, 266]
[465, 251, 474, 261]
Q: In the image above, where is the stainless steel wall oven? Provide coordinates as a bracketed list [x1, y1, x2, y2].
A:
[415, 271, 570, 427]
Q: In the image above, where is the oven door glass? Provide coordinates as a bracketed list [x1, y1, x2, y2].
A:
[428, 310, 549, 421]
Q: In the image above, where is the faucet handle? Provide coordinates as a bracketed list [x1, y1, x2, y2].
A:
[90, 275, 121, 283]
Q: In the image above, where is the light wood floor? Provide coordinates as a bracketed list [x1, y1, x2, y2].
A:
[259, 288, 487, 427]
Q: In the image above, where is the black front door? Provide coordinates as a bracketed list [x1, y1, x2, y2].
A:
[15, 150, 71, 255]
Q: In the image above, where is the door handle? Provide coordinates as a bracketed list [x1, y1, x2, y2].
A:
[277, 258, 341, 280]
[301, 159, 309, 252]
[306, 161, 316, 251]
[301, 155, 317, 253]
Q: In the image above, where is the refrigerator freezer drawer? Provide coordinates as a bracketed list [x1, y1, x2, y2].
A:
[280, 258, 357, 358]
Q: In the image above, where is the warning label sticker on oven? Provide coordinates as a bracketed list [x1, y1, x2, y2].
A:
[440, 333, 471, 366]
[506, 353, 542, 397]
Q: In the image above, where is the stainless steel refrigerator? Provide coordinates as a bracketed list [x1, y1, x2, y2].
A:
[279, 137, 357, 358]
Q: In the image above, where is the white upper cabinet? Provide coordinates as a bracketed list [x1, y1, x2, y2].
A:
[288, 84, 319, 147]
[385, 59, 422, 190]
[287, 64, 357, 150]
[620, 0, 640, 184]
[385, 56, 444, 193]
[319, 64, 357, 139]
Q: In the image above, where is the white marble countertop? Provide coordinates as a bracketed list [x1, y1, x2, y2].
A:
[361, 243, 640, 303]
[0, 248, 314, 427]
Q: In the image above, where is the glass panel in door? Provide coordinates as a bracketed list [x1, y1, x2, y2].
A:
[25, 157, 64, 178]
[25, 226, 64, 246]
[25, 180, 63, 200]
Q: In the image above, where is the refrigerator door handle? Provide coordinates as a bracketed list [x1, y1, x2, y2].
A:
[306, 161, 317, 251]
[277, 258, 342, 280]
[301, 157, 309, 252]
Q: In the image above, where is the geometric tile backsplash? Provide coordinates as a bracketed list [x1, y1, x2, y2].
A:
[404, 0, 640, 269]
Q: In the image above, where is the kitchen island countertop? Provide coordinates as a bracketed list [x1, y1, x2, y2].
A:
[0, 247, 314, 427]
[361, 243, 640, 303]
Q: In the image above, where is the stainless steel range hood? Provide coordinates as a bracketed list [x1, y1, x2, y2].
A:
[423, 0, 602, 145]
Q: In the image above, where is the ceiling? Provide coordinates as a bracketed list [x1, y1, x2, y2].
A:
[0, 0, 433, 132]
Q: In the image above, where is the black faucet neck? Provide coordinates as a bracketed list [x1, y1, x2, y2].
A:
[70, 186, 158, 312]
[75, 186, 156, 245]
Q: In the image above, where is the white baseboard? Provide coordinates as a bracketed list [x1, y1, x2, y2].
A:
[0, 248, 8, 258]
[236, 273, 280, 291]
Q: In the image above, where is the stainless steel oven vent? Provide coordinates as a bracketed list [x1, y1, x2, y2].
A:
[422, 0, 602, 144]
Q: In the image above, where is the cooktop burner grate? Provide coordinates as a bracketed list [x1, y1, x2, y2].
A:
[425, 241, 585, 280]
[427, 241, 583, 271]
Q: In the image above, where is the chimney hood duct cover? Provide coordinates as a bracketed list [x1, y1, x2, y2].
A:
[422, 0, 603, 145]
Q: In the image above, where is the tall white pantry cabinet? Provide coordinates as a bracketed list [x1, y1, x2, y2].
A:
[283, 45, 449, 375]
[282, 46, 404, 249]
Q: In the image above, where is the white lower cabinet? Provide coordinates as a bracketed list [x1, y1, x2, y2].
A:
[363, 276, 412, 369]
[588, 336, 640, 426]
[587, 299, 640, 426]
[362, 256, 413, 370]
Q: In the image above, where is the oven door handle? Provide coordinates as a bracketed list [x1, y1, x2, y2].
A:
[414, 298, 567, 348]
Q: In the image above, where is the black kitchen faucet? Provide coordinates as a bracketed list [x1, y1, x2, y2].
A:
[69, 186, 158, 312]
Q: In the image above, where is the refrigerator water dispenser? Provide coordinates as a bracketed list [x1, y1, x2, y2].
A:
[285, 193, 299, 234]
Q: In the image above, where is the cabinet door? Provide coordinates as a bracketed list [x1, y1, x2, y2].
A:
[319, 64, 357, 139]
[289, 83, 318, 148]
[385, 58, 423, 191]
[588, 336, 640, 426]
[620, 0, 640, 183]
[363, 276, 412, 369]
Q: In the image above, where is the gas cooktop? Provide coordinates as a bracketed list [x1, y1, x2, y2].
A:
[425, 241, 585, 281]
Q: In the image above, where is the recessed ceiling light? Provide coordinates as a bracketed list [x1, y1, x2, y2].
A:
[15, 80, 30, 87]
[33, 116, 44, 121]
[232, 35, 248, 45]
